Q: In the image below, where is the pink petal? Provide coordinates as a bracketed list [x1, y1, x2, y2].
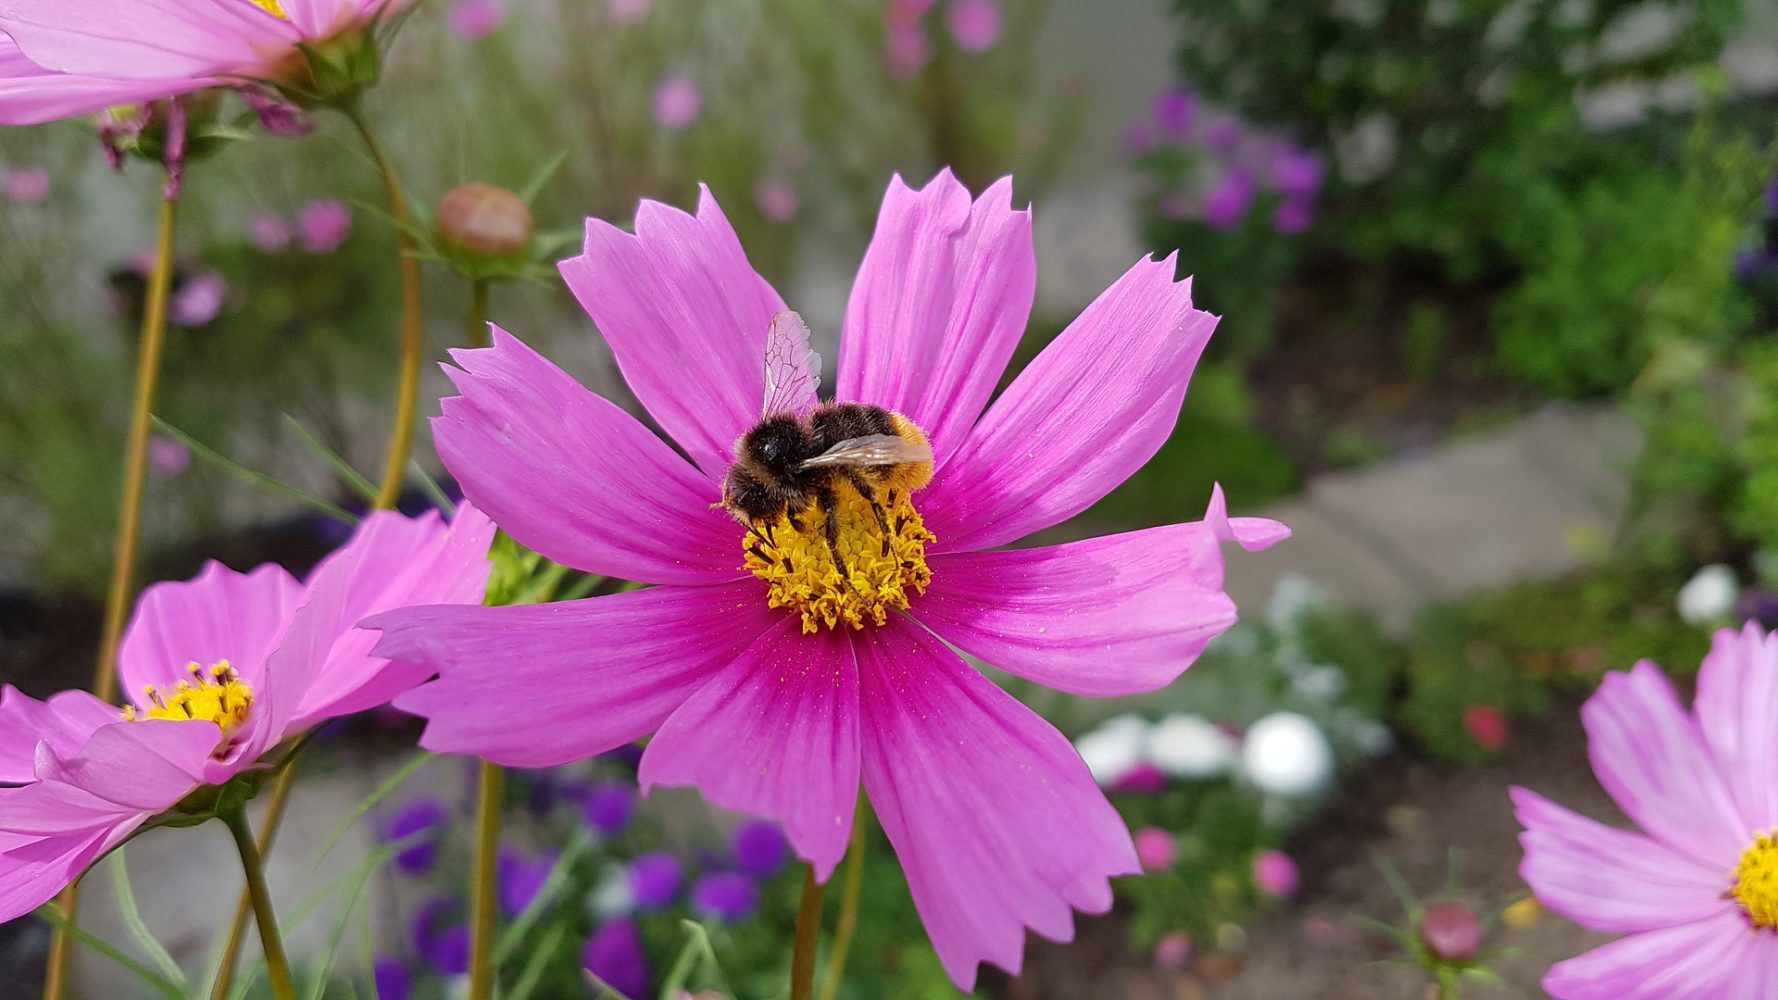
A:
[34, 721, 214, 813]
[0, 686, 118, 783]
[0, 36, 210, 125]
[375, 580, 782, 767]
[558, 187, 787, 480]
[279, 505, 494, 731]
[916, 255, 1216, 552]
[0, 826, 119, 923]
[117, 561, 303, 708]
[837, 172, 1034, 468]
[1542, 910, 1770, 999]
[639, 619, 859, 880]
[1693, 623, 1778, 829]
[855, 618, 1138, 990]
[0, 0, 299, 80]
[914, 488, 1285, 696]
[1582, 662, 1749, 867]
[0, 779, 138, 835]
[1510, 787, 1728, 934]
[433, 328, 744, 585]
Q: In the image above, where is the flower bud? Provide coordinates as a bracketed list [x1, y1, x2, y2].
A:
[437, 183, 533, 258]
[1418, 900, 1481, 962]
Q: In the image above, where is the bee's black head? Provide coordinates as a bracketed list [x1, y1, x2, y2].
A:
[741, 415, 809, 473]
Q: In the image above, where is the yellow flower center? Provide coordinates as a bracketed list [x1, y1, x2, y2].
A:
[1732, 832, 1778, 930]
[247, 0, 289, 17]
[744, 486, 935, 633]
[122, 661, 255, 747]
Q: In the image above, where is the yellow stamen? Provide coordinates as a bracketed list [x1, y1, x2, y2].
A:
[121, 660, 254, 750]
[745, 486, 935, 633]
[1732, 832, 1778, 930]
[247, 0, 289, 17]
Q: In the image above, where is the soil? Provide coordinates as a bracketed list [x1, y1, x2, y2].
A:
[1003, 699, 1614, 1000]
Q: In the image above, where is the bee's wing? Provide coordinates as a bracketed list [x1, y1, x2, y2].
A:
[799, 434, 932, 469]
[762, 309, 822, 416]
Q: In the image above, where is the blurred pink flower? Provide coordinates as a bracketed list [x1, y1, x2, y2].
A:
[250, 213, 293, 251]
[1134, 827, 1177, 872]
[448, 0, 503, 39]
[1271, 199, 1313, 235]
[1419, 901, 1481, 962]
[1462, 704, 1508, 752]
[651, 75, 700, 131]
[148, 435, 189, 476]
[367, 171, 1287, 990]
[1153, 87, 1194, 136]
[3, 166, 48, 203]
[885, 23, 932, 78]
[1202, 115, 1242, 153]
[298, 198, 353, 253]
[607, 0, 651, 22]
[753, 180, 797, 223]
[1513, 625, 1778, 998]
[1153, 931, 1193, 970]
[945, 0, 1000, 52]
[1202, 168, 1255, 232]
[170, 270, 228, 326]
[0, 506, 494, 923]
[1252, 849, 1299, 898]
[1267, 144, 1324, 201]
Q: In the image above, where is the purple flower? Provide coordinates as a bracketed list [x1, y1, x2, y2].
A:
[1153, 87, 1194, 136]
[651, 75, 700, 131]
[945, 0, 999, 52]
[497, 847, 556, 918]
[250, 213, 291, 252]
[148, 435, 189, 477]
[3, 166, 48, 203]
[170, 270, 227, 327]
[409, 898, 468, 975]
[583, 919, 648, 998]
[384, 798, 450, 874]
[1272, 199, 1313, 235]
[1765, 176, 1778, 216]
[1202, 168, 1255, 231]
[298, 198, 352, 253]
[691, 871, 759, 923]
[731, 819, 789, 877]
[1267, 144, 1324, 201]
[448, 0, 502, 39]
[1735, 248, 1775, 282]
[628, 851, 682, 910]
[1202, 114, 1242, 153]
[372, 956, 410, 1000]
[583, 781, 637, 835]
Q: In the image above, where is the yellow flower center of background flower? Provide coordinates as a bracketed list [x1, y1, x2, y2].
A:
[247, 0, 289, 17]
[744, 487, 935, 633]
[1732, 832, 1778, 929]
[122, 661, 254, 742]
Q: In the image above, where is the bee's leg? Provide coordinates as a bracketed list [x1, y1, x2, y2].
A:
[814, 485, 854, 584]
[842, 471, 893, 556]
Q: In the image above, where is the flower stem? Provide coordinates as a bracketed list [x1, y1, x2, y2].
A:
[207, 764, 296, 1000]
[817, 810, 868, 1000]
[42, 191, 180, 1000]
[791, 863, 826, 1000]
[468, 760, 504, 1000]
[345, 109, 424, 512]
[220, 807, 296, 1000]
[466, 278, 490, 348]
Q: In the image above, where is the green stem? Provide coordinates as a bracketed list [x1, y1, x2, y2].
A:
[466, 278, 490, 348]
[817, 812, 867, 1000]
[220, 808, 296, 1000]
[208, 764, 297, 1000]
[790, 863, 825, 1000]
[469, 761, 504, 1000]
[45, 191, 180, 1000]
[345, 109, 424, 512]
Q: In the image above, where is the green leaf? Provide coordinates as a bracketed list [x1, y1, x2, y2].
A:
[108, 849, 188, 991]
[303, 843, 395, 1000]
[518, 149, 570, 204]
[311, 751, 436, 871]
[410, 459, 457, 517]
[506, 922, 568, 1000]
[33, 902, 185, 1000]
[152, 417, 358, 525]
[495, 827, 595, 963]
[283, 414, 377, 501]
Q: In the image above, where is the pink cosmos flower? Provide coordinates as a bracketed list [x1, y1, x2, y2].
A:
[1512, 624, 1778, 998]
[1252, 849, 1299, 898]
[0, 505, 492, 923]
[298, 197, 353, 252]
[170, 270, 228, 326]
[945, 0, 1000, 52]
[2, 165, 48, 203]
[447, 0, 502, 40]
[1134, 827, 1177, 872]
[650, 75, 700, 131]
[367, 170, 1286, 989]
[0, 0, 404, 126]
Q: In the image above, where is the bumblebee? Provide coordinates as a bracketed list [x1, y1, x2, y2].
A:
[720, 312, 933, 581]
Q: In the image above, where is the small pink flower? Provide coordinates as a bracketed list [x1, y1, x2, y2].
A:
[753, 180, 797, 223]
[1153, 931, 1192, 969]
[3, 166, 48, 203]
[1513, 624, 1778, 998]
[148, 435, 189, 476]
[651, 75, 701, 131]
[298, 198, 353, 253]
[0, 506, 494, 923]
[1134, 827, 1177, 872]
[171, 271, 228, 327]
[1252, 849, 1299, 898]
[945, 0, 1000, 52]
[1462, 704, 1508, 752]
[448, 0, 503, 40]
[1202, 169, 1255, 232]
[606, 0, 651, 22]
[1153, 87, 1194, 136]
[367, 171, 1287, 989]
[250, 213, 292, 251]
[885, 23, 932, 78]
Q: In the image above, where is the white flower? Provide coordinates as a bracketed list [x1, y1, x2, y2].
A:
[1074, 714, 1151, 787]
[1290, 663, 1348, 702]
[1266, 573, 1326, 635]
[587, 860, 634, 918]
[1241, 712, 1334, 798]
[1677, 564, 1739, 625]
[1146, 713, 1236, 779]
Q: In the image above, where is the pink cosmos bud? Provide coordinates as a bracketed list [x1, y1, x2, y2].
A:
[250, 213, 292, 251]
[651, 76, 701, 131]
[607, 0, 651, 22]
[448, 0, 503, 39]
[946, 0, 1000, 52]
[753, 181, 797, 223]
[437, 183, 533, 258]
[1153, 931, 1192, 970]
[298, 198, 353, 253]
[3, 167, 50, 204]
[1252, 849, 1299, 898]
[1461, 705, 1508, 752]
[1418, 901, 1481, 962]
[1133, 827, 1177, 872]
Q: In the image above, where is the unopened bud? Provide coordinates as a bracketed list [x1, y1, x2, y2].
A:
[437, 183, 533, 258]
[1418, 901, 1480, 962]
